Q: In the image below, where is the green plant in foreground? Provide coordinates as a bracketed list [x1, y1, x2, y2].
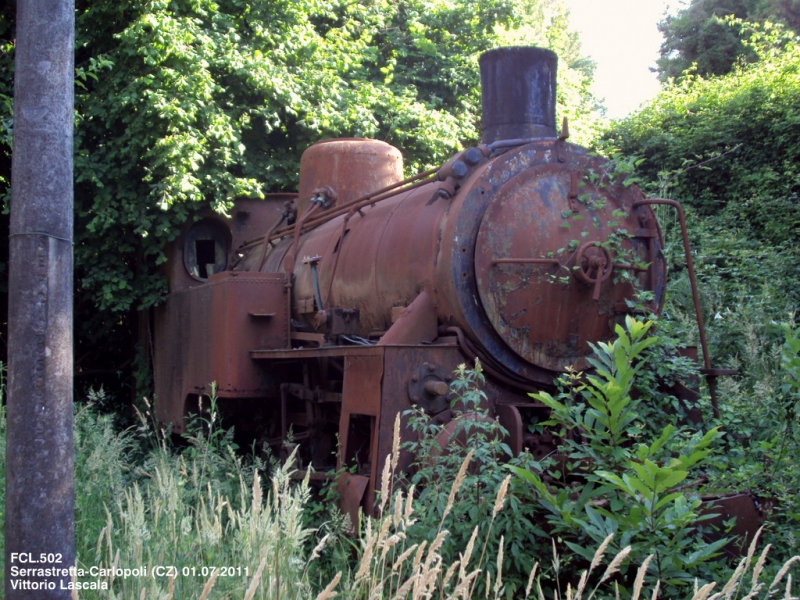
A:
[511, 317, 728, 596]
[399, 361, 544, 598]
[0, 374, 798, 598]
[320, 414, 799, 600]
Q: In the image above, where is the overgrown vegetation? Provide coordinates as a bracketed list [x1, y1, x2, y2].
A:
[654, 0, 800, 81]
[2, 0, 800, 596]
[1, 320, 799, 597]
[511, 318, 728, 596]
[603, 23, 800, 299]
[400, 361, 544, 597]
[599, 19, 800, 573]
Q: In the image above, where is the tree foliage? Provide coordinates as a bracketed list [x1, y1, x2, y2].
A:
[0, 0, 597, 386]
[602, 28, 800, 560]
[605, 24, 800, 253]
[656, 0, 800, 81]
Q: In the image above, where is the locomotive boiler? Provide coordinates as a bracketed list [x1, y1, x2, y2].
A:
[154, 47, 720, 522]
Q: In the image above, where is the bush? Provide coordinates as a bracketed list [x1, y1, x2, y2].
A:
[1, 358, 800, 597]
[400, 361, 544, 598]
[510, 317, 730, 596]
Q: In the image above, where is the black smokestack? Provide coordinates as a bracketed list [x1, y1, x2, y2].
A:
[480, 47, 558, 143]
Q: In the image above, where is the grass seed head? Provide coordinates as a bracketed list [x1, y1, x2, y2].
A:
[600, 545, 632, 584]
[525, 562, 539, 598]
[722, 555, 748, 598]
[393, 544, 419, 574]
[380, 454, 392, 515]
[751, 544, 771, 588]
[443, 449, 474, 521]
[769, 556, 800, 595]
[460, 527, 480, 579]
[394, 490, 404, 529]
[199, 567, 221, 600]
[493, 475, 511, 517]
[494, 536, 505, 597]
[590, 533, 614, 572]
[391, 412, 401, 472]
[650, 580, 660, 600]
[689, 581, 716, 600]
[252, 471, 262, 515]
[631, 554, 653, 600]
[443, 559, 461, 591]
[316, 571, 342, 600]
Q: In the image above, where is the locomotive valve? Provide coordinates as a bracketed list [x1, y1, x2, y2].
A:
[574, 242, 614, 301]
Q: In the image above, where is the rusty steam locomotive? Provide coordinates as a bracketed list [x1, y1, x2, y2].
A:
[153, 47, 713, 520]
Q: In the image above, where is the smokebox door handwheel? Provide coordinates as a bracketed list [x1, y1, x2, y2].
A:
[474, 162, 660, 372]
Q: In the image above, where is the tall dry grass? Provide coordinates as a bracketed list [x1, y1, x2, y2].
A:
[1, 402, 796, 599]
[313, 416, 799, 600]
[82, 445, 321, 599]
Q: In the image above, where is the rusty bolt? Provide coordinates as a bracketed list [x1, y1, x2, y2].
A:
[463, 147, 482, 165]
[428, 364, 435, 372]
[411, 374, 419, 382]
[451, 160, 468, 178]
[412, 395, 420, 403]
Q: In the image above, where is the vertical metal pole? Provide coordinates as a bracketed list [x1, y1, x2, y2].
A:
[6, 0, 75, 597]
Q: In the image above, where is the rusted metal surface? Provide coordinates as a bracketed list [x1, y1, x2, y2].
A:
[241, 140, 663, 383]
[166, 194, 296, 293]
[251, 168, 439, 251]
[154, 271, 288, 431]
[296, 138, 404, 216]
[473, 162, 663, 372]
[480, 47, 558, 143]
[701, 493, 765, 556]
[407, 360, 451, 415]
[378, 290, 438, 346]
[632, 198, 736, 418]
[338, 474, 370, 531]
[496, 404, 524, 455]
[669, 346, 703, 424]
[339, 351, 384, 516]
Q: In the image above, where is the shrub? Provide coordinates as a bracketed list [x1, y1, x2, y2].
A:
[510, 317, 730, 596]
[399, 361, 544, 598]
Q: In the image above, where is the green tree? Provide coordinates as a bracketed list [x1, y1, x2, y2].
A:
[602, 30, 800, 563]
[656, 0, 800, 81]
[605, 24, 800, 252]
